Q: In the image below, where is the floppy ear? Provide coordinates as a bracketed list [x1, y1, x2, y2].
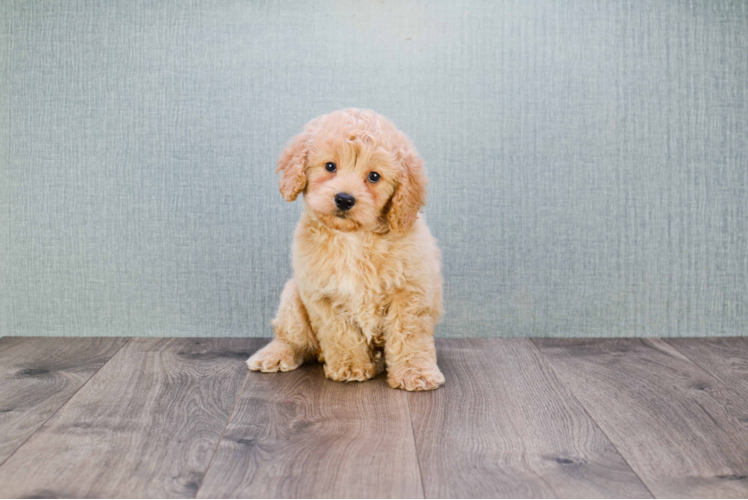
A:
[276, 132, 311, 201]
[387, 149, 428, 233]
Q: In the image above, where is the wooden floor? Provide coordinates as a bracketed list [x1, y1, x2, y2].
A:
[0, 338, 747, 498]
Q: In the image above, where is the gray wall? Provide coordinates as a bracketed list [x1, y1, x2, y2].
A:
[2, 0, 747, 338]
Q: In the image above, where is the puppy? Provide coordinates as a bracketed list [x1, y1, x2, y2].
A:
[247, 108, 444, 391]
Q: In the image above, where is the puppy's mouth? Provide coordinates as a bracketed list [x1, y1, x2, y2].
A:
[317, 211, 361, 232]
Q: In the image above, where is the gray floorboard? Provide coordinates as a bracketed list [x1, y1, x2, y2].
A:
[197, 358, 423, 499]
[665, 337, 748, 396]
[1, 338, 746, 498]
[0, 338, 260, 499]
[534, 338, 748, 498]
[408, 339, 651, 498]
[0, 337, 128, 466]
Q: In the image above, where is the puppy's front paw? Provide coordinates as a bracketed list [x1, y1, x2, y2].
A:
[388, 365, 445, 391]
[324, 360, 380, 382]
[247, 340, 303, 373]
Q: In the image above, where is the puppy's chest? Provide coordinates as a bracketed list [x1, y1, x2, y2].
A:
[297, 234, 403, 310]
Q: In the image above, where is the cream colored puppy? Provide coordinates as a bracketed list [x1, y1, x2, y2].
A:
[247, 108, 444, 391]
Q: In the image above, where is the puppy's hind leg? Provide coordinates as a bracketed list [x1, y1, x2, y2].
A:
[247, 279, 318, 372]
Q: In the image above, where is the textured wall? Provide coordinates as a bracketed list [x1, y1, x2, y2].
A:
[2, 0, 747, 337]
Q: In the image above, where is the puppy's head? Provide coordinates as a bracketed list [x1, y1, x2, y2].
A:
[276, 108, 427, 233]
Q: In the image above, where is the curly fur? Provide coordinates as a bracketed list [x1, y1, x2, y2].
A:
[247, 108, 444, 391]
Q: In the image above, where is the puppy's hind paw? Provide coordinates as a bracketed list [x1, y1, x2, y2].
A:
[246, 340, 303, 373]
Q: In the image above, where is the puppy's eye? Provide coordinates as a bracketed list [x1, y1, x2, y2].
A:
[325, 162, 337, 172]
[368, 172, 380, 183]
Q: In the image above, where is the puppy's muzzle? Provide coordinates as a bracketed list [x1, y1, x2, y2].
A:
[334, 193, 356, 211]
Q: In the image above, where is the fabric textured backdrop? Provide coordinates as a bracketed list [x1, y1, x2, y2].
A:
[2, 1, 747, 338]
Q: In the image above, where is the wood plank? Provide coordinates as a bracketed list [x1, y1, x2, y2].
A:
[0, 337, 262, 498]
[197, 359, 423, 498]
[408, 338, 650, 498]
[0, 337, 128, 465]
[534, 338, 748, 498]
[666, 338, 748, 395]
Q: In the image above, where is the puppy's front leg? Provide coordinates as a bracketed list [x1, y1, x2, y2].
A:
[384, 291, 445, 391]
[308, 300, 381, 382]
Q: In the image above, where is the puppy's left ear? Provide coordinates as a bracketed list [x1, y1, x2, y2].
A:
[387, 147, 428, 233]
[276, 132, 311, 201]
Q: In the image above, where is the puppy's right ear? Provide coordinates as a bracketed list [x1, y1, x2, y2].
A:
[276, 132, 311, 201]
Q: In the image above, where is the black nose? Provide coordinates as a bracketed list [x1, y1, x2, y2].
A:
[334, 193, 356, 211]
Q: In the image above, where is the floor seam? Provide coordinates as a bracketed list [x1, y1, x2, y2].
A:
[660, 339, 733, 389]
[0, 337, 133, 470]
[528, 339, 658, 499]
[193, 369, 251, 499]
[406, 392, 427, 499]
